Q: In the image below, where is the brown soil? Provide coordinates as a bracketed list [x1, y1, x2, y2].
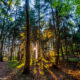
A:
[0, 62, 9, 79]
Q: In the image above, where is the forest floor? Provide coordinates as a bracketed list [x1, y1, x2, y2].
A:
[0, 62, 8, 79]
[0, 62, 9, 80]
[31, 61, 80, 80]
[14, 60, 80, 80]
[0, 61, 21, 80]
[0, 61, 80, 80]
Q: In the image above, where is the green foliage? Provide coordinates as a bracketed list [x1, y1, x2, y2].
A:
[72, 0, 80, 17]
[7, 0, 13, 6]
[51, 0, 72, 16]
[75, 0, 80, 4]
[15, 0, 20, 6]
[7, 61, 20, 70]
[68, 58, 80, 62]
[76, 5, 80, 17]
[10, 17, 13, 21]
[51, 0, 62, 8]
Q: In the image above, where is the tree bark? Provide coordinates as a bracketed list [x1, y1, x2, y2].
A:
[0, 38, 4, 62]
[60, 41, 64, 60]
[17, 45, 20, 61]
[23, 0, 30, 74]
[10, 37, 14, 61]
[55, 8, 60, 66]
[0, 20, 5, 62]
[65, 38, 68, 60]
[50, 2, 60, 65]
[38, 0, 41, 60]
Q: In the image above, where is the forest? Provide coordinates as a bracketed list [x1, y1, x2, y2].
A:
[0, 0, 80, 80]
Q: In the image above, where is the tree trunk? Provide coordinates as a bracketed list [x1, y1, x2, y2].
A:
[17, 45, 20, 61]
[10, 37, 14, 61]
[65, 38, 68, 60]
[0, 39, 4, 62]
[70, 42, 75, 56]
[51, 4, 60, 65]
[60, 41, 64, 60]
[55, 35, 60, 65]
[38, 0, 41, 60]
[23, 0, 30, 74]
[0, 20, 4, 62]
[55, 8, 60, 66]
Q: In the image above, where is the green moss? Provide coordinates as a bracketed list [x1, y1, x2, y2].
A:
[68, 58, 80, 62]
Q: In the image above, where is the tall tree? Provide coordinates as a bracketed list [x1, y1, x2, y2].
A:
[23, 0, 30, 74]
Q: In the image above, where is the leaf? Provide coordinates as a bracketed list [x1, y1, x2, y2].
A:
[76, 5, 80, 17]
[15, 0, 20, 6]
[10, 17, 13, 21]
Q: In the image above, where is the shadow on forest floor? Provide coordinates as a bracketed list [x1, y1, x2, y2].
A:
[32, 61, 80, 80]
[46, 66, 77, 80]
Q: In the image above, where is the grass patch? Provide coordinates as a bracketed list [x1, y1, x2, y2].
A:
[7, 61, 20, 70]
[68, 58, 80, 62]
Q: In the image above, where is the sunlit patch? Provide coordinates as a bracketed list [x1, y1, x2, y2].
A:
[33, 68, 37, 74]
[39, 70, 44, 75]
[17, 63, 24, 69]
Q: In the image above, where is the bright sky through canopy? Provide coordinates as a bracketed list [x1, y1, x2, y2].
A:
[30, 0, 34, 8]
[21, 0, 25, 6]
[20, 0, 34, 8]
